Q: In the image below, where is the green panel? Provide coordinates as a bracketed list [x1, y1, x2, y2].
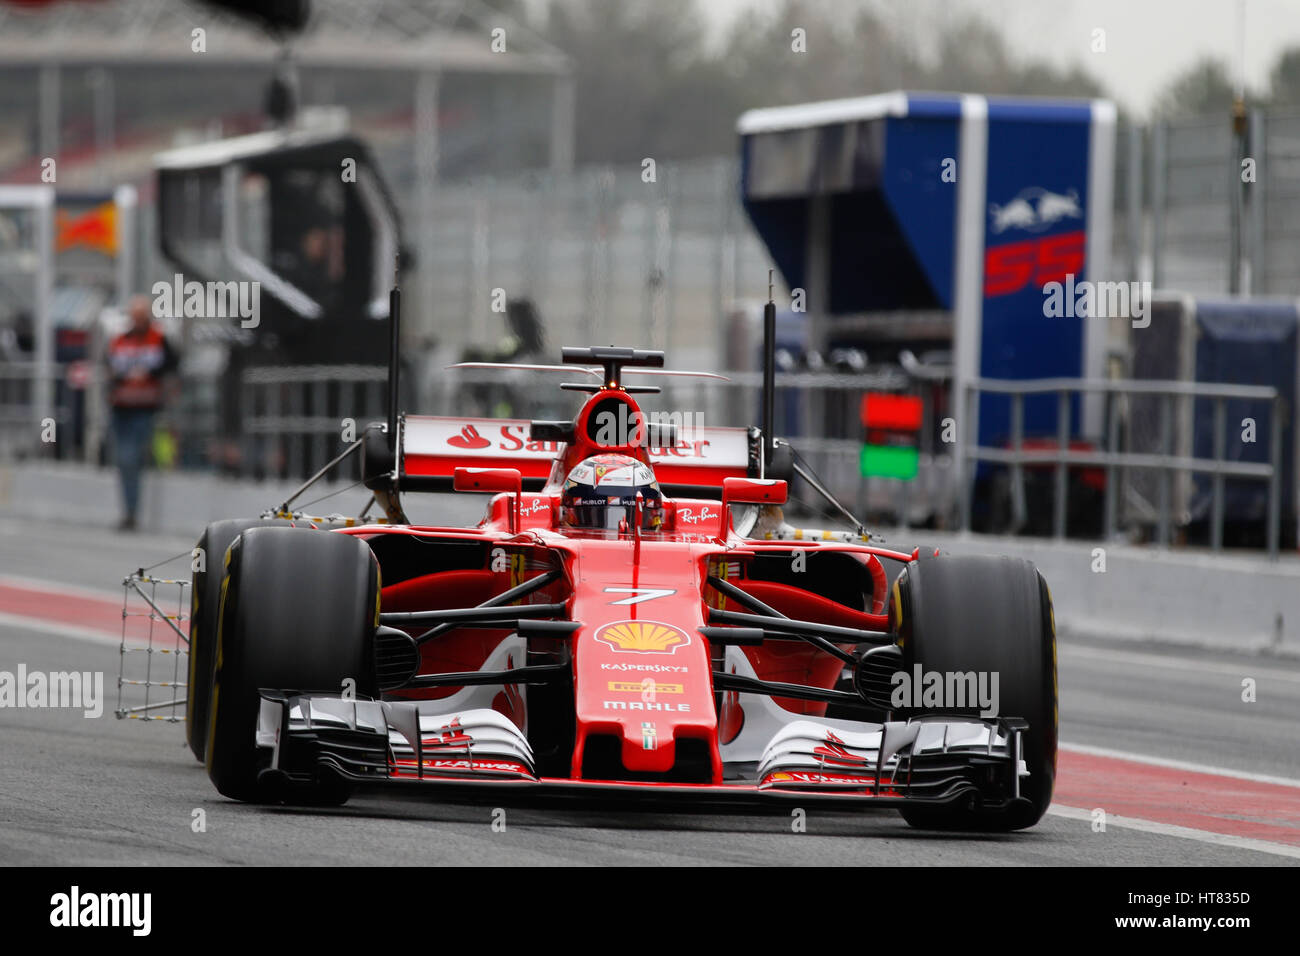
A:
[860, 444, 918, 480]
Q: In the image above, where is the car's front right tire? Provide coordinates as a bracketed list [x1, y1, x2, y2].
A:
[892, 553, 1058, 832]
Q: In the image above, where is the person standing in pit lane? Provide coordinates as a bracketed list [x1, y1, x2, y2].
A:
[105, 295, 178, 531]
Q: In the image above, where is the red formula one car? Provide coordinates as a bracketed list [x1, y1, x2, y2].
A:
[182, 343, 1057, 832]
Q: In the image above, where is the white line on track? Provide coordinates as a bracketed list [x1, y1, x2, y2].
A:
[1058, 642, 1300, 682]
[1060, 741, 1300, 789]
[0, 573, 126, 604]
[0, 611, 124, 646]
[1047, 805, 1300, 860]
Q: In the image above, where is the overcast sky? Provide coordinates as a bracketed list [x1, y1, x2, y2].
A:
[697, 0, 1300, 116]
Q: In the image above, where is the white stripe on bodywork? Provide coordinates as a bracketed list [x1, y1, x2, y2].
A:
[605, 587, 676, 605]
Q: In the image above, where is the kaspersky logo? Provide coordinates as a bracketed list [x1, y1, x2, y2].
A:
[595, 620, 690, 655]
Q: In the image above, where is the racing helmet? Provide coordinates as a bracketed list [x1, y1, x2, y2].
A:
[560, 453, 664, 531]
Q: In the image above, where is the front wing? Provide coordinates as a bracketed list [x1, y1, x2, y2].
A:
[255, 693, 1033, 809]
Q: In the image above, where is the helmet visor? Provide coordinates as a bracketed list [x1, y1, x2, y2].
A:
[562, 492, 663, 531]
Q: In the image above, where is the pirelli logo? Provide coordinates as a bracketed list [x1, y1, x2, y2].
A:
[607, 681, 683, 694]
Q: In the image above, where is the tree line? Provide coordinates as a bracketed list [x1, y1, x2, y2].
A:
[490, 0, 1300, 162]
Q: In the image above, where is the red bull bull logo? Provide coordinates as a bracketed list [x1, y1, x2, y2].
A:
[988, 186, 1082, 235]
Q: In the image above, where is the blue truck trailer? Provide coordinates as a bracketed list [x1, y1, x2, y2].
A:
[736, 91, 1117, 526]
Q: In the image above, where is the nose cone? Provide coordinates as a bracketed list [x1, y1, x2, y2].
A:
[567, 541, 720, 781]
[578, 617, 715, 776]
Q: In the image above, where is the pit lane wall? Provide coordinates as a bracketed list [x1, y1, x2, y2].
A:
[0, 461, 486, 539]
[2, 461, 1297, 655]
[911, 530, 1300, 655]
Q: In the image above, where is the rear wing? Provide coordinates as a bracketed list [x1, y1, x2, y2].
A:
[399, 415, 755, 497]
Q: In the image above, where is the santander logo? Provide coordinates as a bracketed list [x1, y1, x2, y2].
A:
[411, 418, 742, 463]
[447, 424, 492, 450]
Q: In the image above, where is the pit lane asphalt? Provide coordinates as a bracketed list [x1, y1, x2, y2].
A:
[2, 517, 1297, 866]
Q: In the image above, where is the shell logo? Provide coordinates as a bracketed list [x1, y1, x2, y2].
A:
[595, 620, 690, 655]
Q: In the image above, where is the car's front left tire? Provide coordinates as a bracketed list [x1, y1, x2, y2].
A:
[205, 527, 380, 803]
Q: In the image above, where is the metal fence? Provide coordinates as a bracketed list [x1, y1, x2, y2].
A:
[0, 359, 72, 462]
[404, 156, 779, 364]
[960, 378, 1285, 558]
[1135, 108, 1300, 296]
[239, 364, 390, 482]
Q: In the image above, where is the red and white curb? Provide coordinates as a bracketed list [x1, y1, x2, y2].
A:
[0, 574, 176, 647]
[1054, 743, 1300, 860]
